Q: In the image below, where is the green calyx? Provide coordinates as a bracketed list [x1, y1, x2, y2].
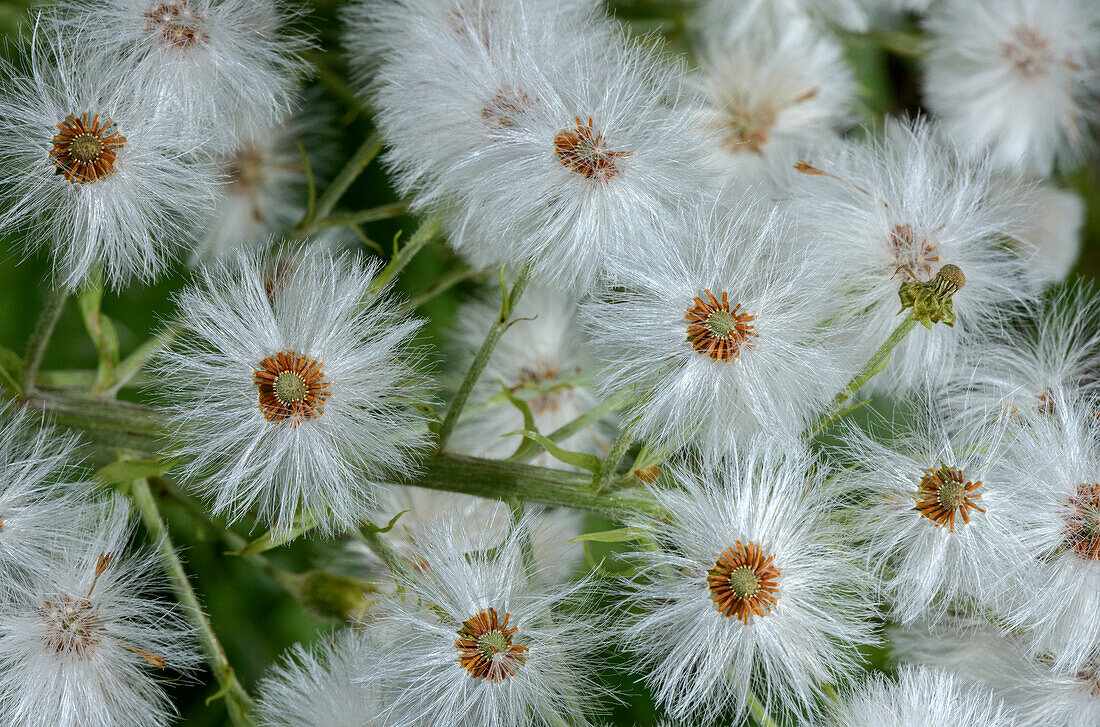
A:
[898, 264, 966, 329]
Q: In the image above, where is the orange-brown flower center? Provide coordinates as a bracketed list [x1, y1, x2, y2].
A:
[553, 116, 630, 182]
[707, 541, 780, 624]
[1066, 483, 1100, 560]
[253, 351, 331, 425]
[915, 465, 986, 533]
[685, 289, 757, 362]
[50, 113, 126, 184]
[455, 608, 529, 682]
[890, 224, 940, 284]
[145, 0, 207, 47]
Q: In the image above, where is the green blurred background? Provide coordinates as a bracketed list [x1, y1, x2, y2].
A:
[0, 0, 1097, 724]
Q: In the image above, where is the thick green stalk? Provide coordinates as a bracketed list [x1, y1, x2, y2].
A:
[128, 478, 256, 727]
[594, 421, 635, 492]
[369, 214, 442, 295]
[410, 454, 664, 519]
[746, 690, 780, 727]
[21, 286, 67, 394]
[805, 311, 918, 439]
[436, 264, 533, 450]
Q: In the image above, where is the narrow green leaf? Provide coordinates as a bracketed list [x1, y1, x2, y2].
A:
[362, 510, 408, 535]
[0, 345, 23, 395]
[502, 430, 603, 473]
[96, 458, 174, 484]
[570, 526, 649, 544]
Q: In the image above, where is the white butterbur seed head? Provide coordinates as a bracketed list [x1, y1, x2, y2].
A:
[688, 7, 856, 186]
[358, 516, 604, 727]
[891, 623, 1100, 727]
[922, 0, 1100, 176]
[783, 117, 1037, 395]
[581, 198, 854, 458]
[352, 486, 583, 585]
[0, 498, 200, 727]
[448, 285, 611, 468]
[943, 284, 1100, 430]
[842, 393, 1030, 624]
[0, 405, 92, 588]
[156, 251, 433, 537]
[52, 0, 311, 150]
[256, 628, 386, 727]
[821, 666, 1017, 727]
[991, 396, 1100, 671]
[619, 445, 876, 723]
[363, 0, 707, 291]
[0, 20, 219, 289]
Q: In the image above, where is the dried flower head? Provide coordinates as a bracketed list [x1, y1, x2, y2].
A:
[50, 112, 127, 184]
[915, 464, 986, 533]
[454, 608, 530, 682]
[707, 541, 780, 623]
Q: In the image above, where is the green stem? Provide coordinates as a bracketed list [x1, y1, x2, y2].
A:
[21, 286, 67, 394]
[404, 262, 479, 310]
[369, 214, 442, 295]
[354, 528, 411, 589]
[128, 478, 256, 727]
[805, 311, 918, 439]
[509, 390, 631, 464]
[295, 132, 383, 236]
[96, 324, 180, 398]
[594, 421, 635, 492]
[509, 501, 539, 584]
[316, 201, 409, 230]
[746, 689, 780, 727]
[436, 263, 533, 450]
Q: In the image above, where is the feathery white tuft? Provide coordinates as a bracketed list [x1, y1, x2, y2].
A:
[781, 117, 1037, 395]
[922, 0, 1100, 176]
[156, 250, 433, 537]
[580, 197, 855, 458]
[357, 515, 605, 727]
[0, 19, 220, 289]
[618, 444, 877, 724]
[0, 497, 201, 727]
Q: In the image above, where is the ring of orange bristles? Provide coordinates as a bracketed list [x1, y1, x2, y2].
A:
[553, 115, 630, 183]
[50, 112, 126, 184]
[252, 350, 331, 426]
[685, 289, 758, 362]
[1066, 483, 1100, 561]
[915, 465, 986, 533]
[707, 540, 781, 625]
[454, 608, 529, 682]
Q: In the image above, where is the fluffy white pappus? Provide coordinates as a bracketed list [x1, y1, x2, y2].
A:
[367, 3, 709, 290]
[155, 250, 434, 538]
[256, 628, 385, 727]
[819, 666, 1017, 727]
[839, 394, 1027, 624]
[0, 404, 94, 589]
[694, 0, 877, 36]
[0, 497, 201, 727]
[343, 0, 602, 86]
[891, 622, 1100, 727]
[52, 0, 311, 151]
[350, 485, 584, 586]
[357, 515, 605, 727]
[580, 198, 857, 459]
[780, 117, 1037, 396]
[1015, 183, 1085, 285]
[922, 0, 1100, 177]
[448, 285, 611, 468]
[618, 445, 877, 724]
[687, 5, 856, 187]
[990, 395, 1100, 671]
[0, 20, 220, 289]
[942, 283, 1100, 431]
[195, 91, 338, 261]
